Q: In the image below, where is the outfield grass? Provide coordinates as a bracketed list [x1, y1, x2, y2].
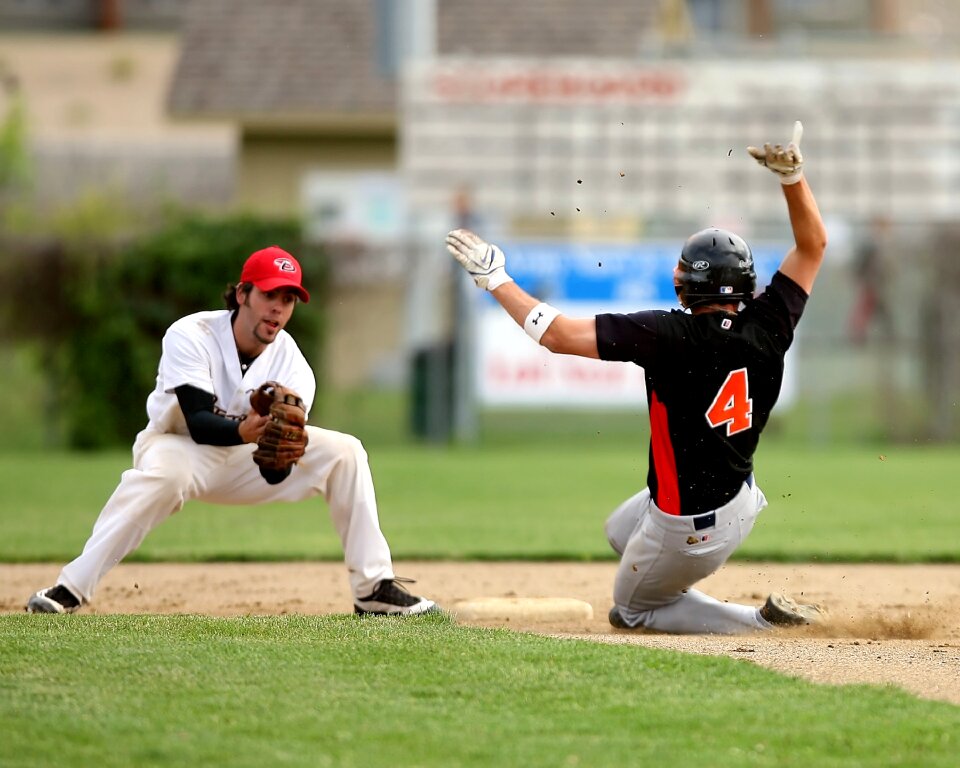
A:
[0, 442, 958, 563]
[2, 613, 958, 768]
[3, 431, 959, 766]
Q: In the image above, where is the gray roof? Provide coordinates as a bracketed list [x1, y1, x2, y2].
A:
[438, 0, 655, 57]
[168, 0, 655, 122]
[168, 0, 395, 120]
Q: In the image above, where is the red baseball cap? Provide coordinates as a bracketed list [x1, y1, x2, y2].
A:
[240, 246, 310, 303]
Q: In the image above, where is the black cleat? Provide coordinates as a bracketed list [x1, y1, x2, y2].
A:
[608, 605, 637, 629]
[354, 578, 439, 616]
[26, 585, 82, 614]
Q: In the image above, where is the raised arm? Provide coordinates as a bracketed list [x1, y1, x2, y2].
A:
[445, 229, 599, 358]
[748, 121, 828, 295]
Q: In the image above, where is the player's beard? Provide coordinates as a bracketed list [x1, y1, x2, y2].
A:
[254, 318, 281, 346]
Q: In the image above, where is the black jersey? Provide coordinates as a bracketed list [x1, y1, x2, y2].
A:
[596, 271, 808, 516]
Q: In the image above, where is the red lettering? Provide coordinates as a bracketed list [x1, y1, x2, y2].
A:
[487, 357, 548, 385]
[430, 69, 685, 104]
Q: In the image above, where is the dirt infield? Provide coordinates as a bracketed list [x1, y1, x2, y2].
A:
[3, 561, 958, 705]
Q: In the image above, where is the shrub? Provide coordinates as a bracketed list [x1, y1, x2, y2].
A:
[1, 212, 326, 448]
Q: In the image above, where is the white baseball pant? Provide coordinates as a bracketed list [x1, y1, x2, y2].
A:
[58, 426, 395, 603]
[605, 480, 770, 634]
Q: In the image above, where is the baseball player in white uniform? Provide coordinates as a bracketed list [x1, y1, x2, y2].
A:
[26, 246, 437, 617]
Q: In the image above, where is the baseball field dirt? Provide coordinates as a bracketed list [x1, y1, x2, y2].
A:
[3, 562, 958, 705]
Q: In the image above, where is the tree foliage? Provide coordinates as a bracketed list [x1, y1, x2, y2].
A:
[0, 77, 30, 192]
[1, 212, 327, 448]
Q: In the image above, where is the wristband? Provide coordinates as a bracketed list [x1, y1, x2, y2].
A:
[486, 269, 514, 292]
[779, 170, 803, 185]
[523, 303, 561, 344]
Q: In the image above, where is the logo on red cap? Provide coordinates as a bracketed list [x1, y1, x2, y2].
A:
[240, 246, 310, 303]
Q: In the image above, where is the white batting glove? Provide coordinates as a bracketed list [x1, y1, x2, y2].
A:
[445, 228, 514, 291]
[747, 120, 804, 185]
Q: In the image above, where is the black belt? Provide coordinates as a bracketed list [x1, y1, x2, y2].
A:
[693, 512, 716, 531]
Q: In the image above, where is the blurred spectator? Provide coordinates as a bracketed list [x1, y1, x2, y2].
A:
[848, 215, 895, 345]
[452, 186, 480, 231]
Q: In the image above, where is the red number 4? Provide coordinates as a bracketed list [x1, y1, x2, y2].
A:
[705, 368, 753, 436]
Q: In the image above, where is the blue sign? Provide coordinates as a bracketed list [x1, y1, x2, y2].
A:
[490, 240, 787, 306]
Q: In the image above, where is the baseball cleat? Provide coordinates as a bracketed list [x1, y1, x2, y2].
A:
[354, 578, 439, 617]
[759, 592, 824, 627]
[608, 606, 640, 630]
[26, 584, 82, 614]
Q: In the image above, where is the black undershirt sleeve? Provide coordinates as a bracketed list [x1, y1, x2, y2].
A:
[174, 384, 293, 485]
[175, 384, 243, 446]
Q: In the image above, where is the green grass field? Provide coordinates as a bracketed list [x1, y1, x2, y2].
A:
[1, 442, 957, 563]
[3, 613, 958, 768]
[2, 438, 959, 766]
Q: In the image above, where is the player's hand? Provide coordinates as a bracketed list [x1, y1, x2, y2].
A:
[747, 121, 804, 185]
[238, 411, 270, 444]
[445, 229, 514, 291]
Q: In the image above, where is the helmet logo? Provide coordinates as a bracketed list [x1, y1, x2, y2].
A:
[720, 286, 734, 294]
[692, 260, 710, 270]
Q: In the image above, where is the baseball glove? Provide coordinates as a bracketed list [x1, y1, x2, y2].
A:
[249, 381, 309, 471]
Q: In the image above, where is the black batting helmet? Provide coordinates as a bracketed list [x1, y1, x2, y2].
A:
[675, 228, 757, 308]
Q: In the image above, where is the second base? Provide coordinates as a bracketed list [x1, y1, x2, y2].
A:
[451, 597, 594, 622]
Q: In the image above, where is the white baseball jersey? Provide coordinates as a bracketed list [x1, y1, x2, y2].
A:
[144, 310, 316, 435]
[59, 309, 397, 604]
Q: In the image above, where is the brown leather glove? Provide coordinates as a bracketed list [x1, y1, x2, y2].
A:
[249, 381, 309, 471]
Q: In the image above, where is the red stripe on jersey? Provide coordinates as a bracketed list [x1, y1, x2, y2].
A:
[650, 390, 680, 515]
